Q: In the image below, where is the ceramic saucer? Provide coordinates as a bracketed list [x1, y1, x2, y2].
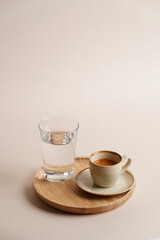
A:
[76, 168, 135, 196]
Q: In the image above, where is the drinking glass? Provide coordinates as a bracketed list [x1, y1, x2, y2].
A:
[38, 116, 79, 182]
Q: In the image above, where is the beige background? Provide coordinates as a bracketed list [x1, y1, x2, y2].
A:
[0, 0, 160, 239]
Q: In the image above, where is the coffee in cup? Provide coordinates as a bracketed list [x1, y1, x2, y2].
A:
[94, 159, 116, 166]
[89, 150, 131, 188]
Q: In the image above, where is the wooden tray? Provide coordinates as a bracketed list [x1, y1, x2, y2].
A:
[34, 157, 135, 214]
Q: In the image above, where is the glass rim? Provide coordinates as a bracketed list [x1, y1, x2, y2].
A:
[38, 116, 79, 134]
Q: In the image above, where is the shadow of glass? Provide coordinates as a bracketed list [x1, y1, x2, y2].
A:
[24, 173, 81, 216]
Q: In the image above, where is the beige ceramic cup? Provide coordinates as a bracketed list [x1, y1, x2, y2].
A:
[89, 150, 131, 188]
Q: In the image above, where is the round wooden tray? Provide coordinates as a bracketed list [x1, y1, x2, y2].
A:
[34, 157, 135, 214]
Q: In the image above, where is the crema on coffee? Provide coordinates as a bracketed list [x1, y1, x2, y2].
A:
[94, 159, 116, 166]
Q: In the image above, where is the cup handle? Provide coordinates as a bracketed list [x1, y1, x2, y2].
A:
[121, 155, 131, 174]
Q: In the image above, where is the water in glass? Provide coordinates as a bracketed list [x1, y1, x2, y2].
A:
[40, 130, 76, 181]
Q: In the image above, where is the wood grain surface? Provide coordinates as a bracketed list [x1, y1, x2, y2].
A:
[34, 158, 135, 214]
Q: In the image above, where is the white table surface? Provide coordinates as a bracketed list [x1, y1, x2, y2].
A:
[1, 0, 160, 239]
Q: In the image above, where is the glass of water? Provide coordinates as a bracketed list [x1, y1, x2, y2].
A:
[38, 116, 79, 182]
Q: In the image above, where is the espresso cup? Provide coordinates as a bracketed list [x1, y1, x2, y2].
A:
[89, 150, 131, 188]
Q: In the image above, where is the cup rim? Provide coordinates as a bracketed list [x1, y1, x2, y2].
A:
[89, 150, 122, 167]
[38, 116, 79, 134]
